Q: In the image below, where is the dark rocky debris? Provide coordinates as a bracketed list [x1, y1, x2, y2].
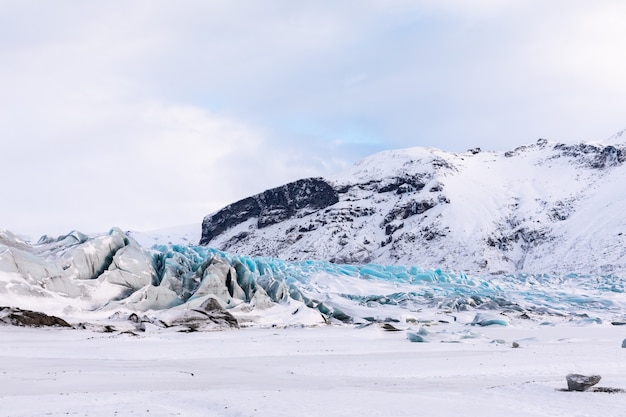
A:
[193, 297, 239, 328]
[0, 307, 71, 328]
[381, 323, 401, 331]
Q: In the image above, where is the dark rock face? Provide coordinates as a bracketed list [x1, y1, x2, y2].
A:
[552, 143, 625, 168]
[200, 196, 260, 246]
[0, 307, 71, 328]
[486, 227, 549, 252]
[376, 175, 426, 194]
[596, 145, 623, 168]
[200, 178, 338, 245]
[566, 374, 601, 391]
[503, 139, 625, 169]
[384, 199, 436, 223]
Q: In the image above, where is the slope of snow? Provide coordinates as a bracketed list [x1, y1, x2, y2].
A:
[202, 136, 626, 275]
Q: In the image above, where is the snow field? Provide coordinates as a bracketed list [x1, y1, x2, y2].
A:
[2, 324, 626, 417]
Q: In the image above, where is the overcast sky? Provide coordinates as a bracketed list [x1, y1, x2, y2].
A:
[2, 1, 626, 238]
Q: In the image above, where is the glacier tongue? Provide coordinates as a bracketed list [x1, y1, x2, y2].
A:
[0, 228, 625, 329]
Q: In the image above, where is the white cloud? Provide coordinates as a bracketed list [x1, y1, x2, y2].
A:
[1, 1, 626, 236]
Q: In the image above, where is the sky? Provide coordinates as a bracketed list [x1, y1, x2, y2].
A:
[1, 0, 626, 238]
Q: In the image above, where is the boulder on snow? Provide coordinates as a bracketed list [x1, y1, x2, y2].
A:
[566, 374, 601, 391]
[196, 297, 239, 328]
[157, 297, 239, 331]
[622, 338, 626, 348]
[0, 307, 71, 328]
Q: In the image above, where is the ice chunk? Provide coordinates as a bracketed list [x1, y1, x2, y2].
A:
[0, 248, 63, 283]
[471, 313, 509, 326]
[406, 331, 427, 342]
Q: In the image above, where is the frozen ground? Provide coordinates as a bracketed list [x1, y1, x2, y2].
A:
[2, 323, 626, 417]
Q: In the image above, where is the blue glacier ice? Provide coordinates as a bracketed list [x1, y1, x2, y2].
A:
[1, 229, 625, 326]
[146, 243, 626, 322]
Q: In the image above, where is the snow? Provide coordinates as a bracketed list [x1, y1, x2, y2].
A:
[2, 324, 626, 416]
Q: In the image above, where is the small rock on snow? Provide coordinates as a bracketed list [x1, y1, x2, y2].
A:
[566, 374, 601, 392]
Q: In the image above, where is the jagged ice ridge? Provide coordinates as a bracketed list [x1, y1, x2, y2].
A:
[0, 228, 625, 328]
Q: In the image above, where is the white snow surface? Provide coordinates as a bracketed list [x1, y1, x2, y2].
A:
[2, 324, 626, 417]
[205, 136, 626, 275]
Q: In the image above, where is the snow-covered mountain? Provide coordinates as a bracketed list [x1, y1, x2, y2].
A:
[201, 131, 626, 275]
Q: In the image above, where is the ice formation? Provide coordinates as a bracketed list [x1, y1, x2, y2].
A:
[1, 228, 625, 328]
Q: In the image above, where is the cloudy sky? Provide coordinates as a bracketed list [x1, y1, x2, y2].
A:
[2, 1, 626, 237]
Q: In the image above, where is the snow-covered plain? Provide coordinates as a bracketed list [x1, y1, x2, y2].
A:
[2, 324, 626, 417]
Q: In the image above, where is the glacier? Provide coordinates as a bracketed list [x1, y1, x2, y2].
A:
[1, 227, 625, 329]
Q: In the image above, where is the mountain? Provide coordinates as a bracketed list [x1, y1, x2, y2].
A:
[201, 131, 626, 275]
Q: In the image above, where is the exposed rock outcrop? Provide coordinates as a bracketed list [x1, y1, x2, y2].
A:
[200, 177, 338, 245]
[0, 307, 70, 328]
